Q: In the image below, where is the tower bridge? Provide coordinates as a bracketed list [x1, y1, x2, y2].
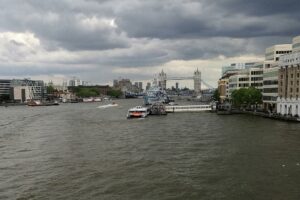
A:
[157, 69, 214, 95]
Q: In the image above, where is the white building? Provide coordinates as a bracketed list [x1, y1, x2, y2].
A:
[228, 67, 263, 98]
[265, 44, 292, 61]
[12, 86, 32, 102]
[292, 36, 300, 53]
[221, 62, 255, 77]
[10, 79, 45, 101]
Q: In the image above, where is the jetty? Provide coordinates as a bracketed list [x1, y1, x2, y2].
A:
[165, 104, 212, 113]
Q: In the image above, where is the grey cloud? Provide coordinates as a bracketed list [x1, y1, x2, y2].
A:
[0, 0, 299, 82]
[114, 0, 300, 39]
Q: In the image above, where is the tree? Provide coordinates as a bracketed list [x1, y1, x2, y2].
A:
[77, 88, 98, 97]
[107, 89, 123, 98]
[47, 85, 55, 94]
[247, 87, 262, 105]
[231, 87, 262, 109]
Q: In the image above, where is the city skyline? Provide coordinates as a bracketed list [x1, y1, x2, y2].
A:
[0, 0, 300, 86]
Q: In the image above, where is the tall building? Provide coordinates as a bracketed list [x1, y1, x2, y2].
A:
[277, 35, 300, 116]
[175, 82, 179, 90]
[262, 42, 297, 111]
[68, 77, 81, 87]
[138, 82, 143, 92]
[113, 79, 119, 88]
[146, 82, 151, 90]
[158, 70, 167, 89]
[193, 68, 201, 95]
[262, 62, 279, 112]
[118, 79, 132, 92]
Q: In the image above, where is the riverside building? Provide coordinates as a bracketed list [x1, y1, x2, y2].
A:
[0, 79, 45, 102]
[228, 67, 263, 98]
[265, 44, 292, 61]
[10, 79, 45, 102]
[277, 36, 300, 116]
[219, 62, 256, 101]
[218, 78, 229, 102]
[262, 44, 293, 112]
[0, 79, 12, 97]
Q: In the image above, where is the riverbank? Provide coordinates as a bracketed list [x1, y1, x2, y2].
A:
[228, 109, 300, 122]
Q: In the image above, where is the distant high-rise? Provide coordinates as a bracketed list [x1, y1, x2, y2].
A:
[158, 70, 167, 89]
[146, 82, 151, 90]
[113, 79, 119, 88]
[68, 77, 81, 87]
[175, 82, 179, 90]
[138, 82, 143, 92]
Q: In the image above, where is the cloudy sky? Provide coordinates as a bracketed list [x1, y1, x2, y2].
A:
[0, 0, 299, 88]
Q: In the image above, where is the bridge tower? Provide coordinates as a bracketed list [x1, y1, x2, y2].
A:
[193, 68, 201, 95]
[158, 69, 167, 89]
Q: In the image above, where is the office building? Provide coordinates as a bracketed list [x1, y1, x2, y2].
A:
[265, 44, 292, 61]
[0, 79, 12, 97]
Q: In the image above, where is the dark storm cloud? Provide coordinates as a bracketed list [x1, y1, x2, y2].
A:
[1, 0, 299, 49]
[218, 0, 300, 16]
[115, 0, 300, 39]
[0, 0, 300, 82]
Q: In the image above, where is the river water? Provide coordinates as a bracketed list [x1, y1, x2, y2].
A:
[0, 99, 300, 200]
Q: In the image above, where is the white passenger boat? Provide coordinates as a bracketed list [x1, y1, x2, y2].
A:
[165, 104, 212, 113]
[127, 106, 150, 118]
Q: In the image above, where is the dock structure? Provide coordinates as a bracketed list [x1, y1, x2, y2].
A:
[165, 104, 212, 113]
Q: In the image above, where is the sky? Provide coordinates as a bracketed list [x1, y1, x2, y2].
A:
[0, 0, 300, 88]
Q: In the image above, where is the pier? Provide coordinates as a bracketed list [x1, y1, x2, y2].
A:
[165, 104, 212, 113]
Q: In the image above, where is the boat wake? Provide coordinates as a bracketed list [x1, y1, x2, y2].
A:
[97, 103, 118, 109]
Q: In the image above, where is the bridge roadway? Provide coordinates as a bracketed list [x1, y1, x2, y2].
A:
[167, 77, 214, 89]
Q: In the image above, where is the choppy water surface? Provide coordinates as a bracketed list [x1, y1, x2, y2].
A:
[1, 99, 300, 200]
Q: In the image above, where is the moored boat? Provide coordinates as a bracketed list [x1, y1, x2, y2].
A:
[127, 106, 150, 118]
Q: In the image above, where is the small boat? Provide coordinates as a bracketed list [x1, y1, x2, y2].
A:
[27, 100, 42, 106]
[94, 97, 102, 102]
[83, 97, 94, 103]
[127, 106, 150, 119]
[27, 100, 60, 106]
